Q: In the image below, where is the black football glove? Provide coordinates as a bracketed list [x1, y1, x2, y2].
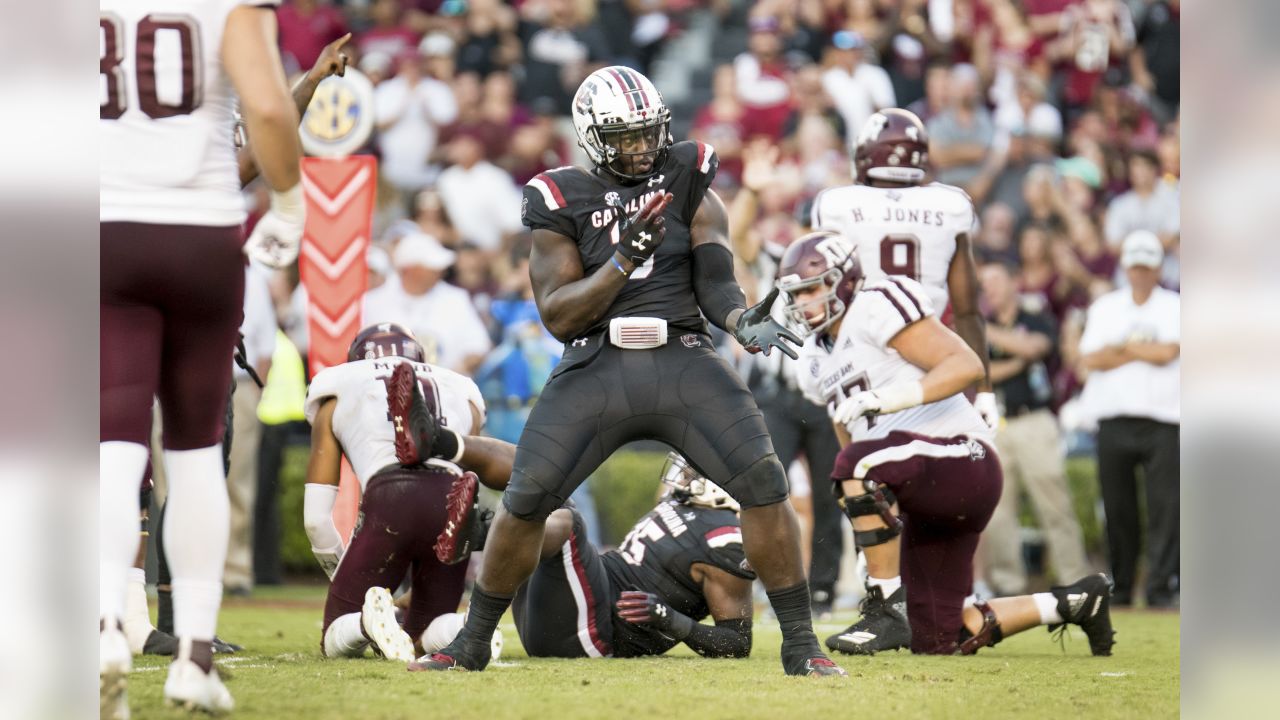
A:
[732, 287, 803, 360]
[612, 191, 673, 267]
[615, 591, 693, 639]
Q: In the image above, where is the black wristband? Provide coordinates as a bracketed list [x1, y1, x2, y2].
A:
[663, 607, 695, 640]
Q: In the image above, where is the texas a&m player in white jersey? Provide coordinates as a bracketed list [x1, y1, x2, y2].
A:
[302, 324, 489, 663]
[809, 108, 998, 429]
[778, 231, 1114, 660]
[100, 0, 303, 714]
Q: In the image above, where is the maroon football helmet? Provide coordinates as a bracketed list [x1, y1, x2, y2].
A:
[347, 322, 426, 363]
[776, 230, 864, 336]
[854, 108, 929, 185]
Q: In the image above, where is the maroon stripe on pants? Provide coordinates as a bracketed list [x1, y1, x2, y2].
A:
[322, 467, 467, 640]
[101, 222, 244, 448]
[833, 431, 1002, 654]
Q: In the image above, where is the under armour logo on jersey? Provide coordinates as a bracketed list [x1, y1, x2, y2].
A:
[572, 337, 589, 347]
[635, 231, 652, 250]
[647, 174, 665, 187]
[655, 605, 668, 618]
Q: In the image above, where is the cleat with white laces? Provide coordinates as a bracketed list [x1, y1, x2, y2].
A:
[100, 620, 131, 720]
[362, 587, 416, 662]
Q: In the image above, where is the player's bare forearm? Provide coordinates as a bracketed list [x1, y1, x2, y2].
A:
[304, 400, 342, 488]
[948, 234, 992, 391]
[892, 317, 986, 402]
[223, 6, 301, 191]
[459, 435, 517, 491]
[530, 228, 629, 342]
[239, 34, 351, 187]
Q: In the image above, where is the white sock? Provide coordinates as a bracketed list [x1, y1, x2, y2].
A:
[163, 446, 229, 641]
[100, 442, 147, 623]
[124, 567, 155, 654]
[867, 575, 902, 598]
[1033, 592, 1063, 625]
[323, 613, 369, 657]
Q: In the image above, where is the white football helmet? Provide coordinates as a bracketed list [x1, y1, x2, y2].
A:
[571, 66, 672, 181]
[660, 452, 740, 512]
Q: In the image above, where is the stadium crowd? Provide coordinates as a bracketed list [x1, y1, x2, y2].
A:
[232, 0, 1178, 608]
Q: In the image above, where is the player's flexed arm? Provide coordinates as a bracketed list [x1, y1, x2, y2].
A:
[615, 563, 754, 658]
[948, 232, 998, 429]
[690, 189, 802, 359]
[531, 192, 673, 342]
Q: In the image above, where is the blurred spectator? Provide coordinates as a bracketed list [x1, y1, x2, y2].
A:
[1017, 222, 1084, 322]
[505, 110, 572, 186]
[735, 15, 794, 141]
[357, 0, 420, 61]
[821, 30, 895, 152]
[974, 202, 1020, 267]
[1103, 149, 1178, 283]
[436, 132, 525, 252]
[880, 0, 947, 107]
[276, 0, 350, 74]
[446, 72, 511, 160]
[480, 72, 536, 159]
[516, 0, 610, 116]
[411, 188, 460, 249]
[363, 232, 492, 373]
[359, 51, 395, 85]
[781, 64, 847, 158]
[927, 63, 993, 189]
[1131, 0, 1179, 124]
[449, 242, 500, 321]
[421, 30, 460, 81]
[1045, 0, 1135, 115]
[978, 260, 1090, 596]
[993, 72, 1062, 153]
[1077, 230, 1180, 607]
[367, 244, 394, 293]
[692, 65, 750, 186]
[374, 48, 458, 192]
[456, 0, 521, 77]
[904, 60, 950, 124]
[976, 0, 1049, 112]
[225, 266, 277, 596]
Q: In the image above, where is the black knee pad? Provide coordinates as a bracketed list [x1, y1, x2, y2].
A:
[725, 455, 789, 509]
[841, 481, 902, 548]
[502, 468, 566, 523]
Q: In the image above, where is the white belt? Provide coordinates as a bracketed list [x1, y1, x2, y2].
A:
[609, 317, 668, 349]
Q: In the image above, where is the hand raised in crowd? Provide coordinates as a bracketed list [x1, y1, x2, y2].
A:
[741, 141, 781, 194]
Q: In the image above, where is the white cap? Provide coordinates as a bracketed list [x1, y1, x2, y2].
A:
[360, 51, 392, 76]
[394, 231, 456, 270]
[1121, 230, 1164, 269]
[419, 32, 456, 58]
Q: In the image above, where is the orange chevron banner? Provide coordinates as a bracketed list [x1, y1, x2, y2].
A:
[299, 155, 376, 544]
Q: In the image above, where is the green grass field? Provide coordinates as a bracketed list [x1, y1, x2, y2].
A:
[126, 585, 1178, 720]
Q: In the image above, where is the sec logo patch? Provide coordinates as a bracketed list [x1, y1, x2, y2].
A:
[301, 68, 376, 158]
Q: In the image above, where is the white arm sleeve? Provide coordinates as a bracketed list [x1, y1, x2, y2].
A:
[303, 483, 343, 580]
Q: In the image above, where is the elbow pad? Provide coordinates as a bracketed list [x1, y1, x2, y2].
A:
[692, 244, 747, 332]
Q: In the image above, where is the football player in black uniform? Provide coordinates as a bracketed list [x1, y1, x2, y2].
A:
[410, 66, 843, 677]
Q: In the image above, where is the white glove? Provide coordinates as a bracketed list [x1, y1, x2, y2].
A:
[244, 183, 305, 268]
[303, 483, 343, 580]
[973, 391, 1000, 431]
[833, 390, 882, 428]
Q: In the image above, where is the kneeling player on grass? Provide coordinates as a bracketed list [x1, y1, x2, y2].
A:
[778, 231, 1115, 656]
[407, 429, 754, 660]
[301, 323, 483, 662]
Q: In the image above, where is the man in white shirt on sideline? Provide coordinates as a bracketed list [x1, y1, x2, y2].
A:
[363, 231, 493, 374]
[1078, 230, 1180, 608]
[821, 31, 896, 155]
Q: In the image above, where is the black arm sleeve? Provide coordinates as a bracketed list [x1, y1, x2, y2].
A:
[682, 618, 753, 659]
[692, 243, 748, 332]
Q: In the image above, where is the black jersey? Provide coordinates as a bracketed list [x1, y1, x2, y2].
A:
[520, 140, 719, 336]
[601, 500, 755, 657]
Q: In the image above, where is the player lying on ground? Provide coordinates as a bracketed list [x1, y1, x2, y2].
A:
[778, 230, 1115, 656]
[413, 65, 844, 678]
[415, 439, 755, 661]
[301, 323, 483, 662]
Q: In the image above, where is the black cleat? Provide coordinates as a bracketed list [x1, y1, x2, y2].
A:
[388, 362, 427, 465]
[825, 584, 911, 655]
[211, 636, 243, 654]
[406, 632, 491, 672]
[1049, 573, 1115, 656]
[142, 629, 178, 656]
[434, 472, 493, 565]
[781, 641, 848, 677]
